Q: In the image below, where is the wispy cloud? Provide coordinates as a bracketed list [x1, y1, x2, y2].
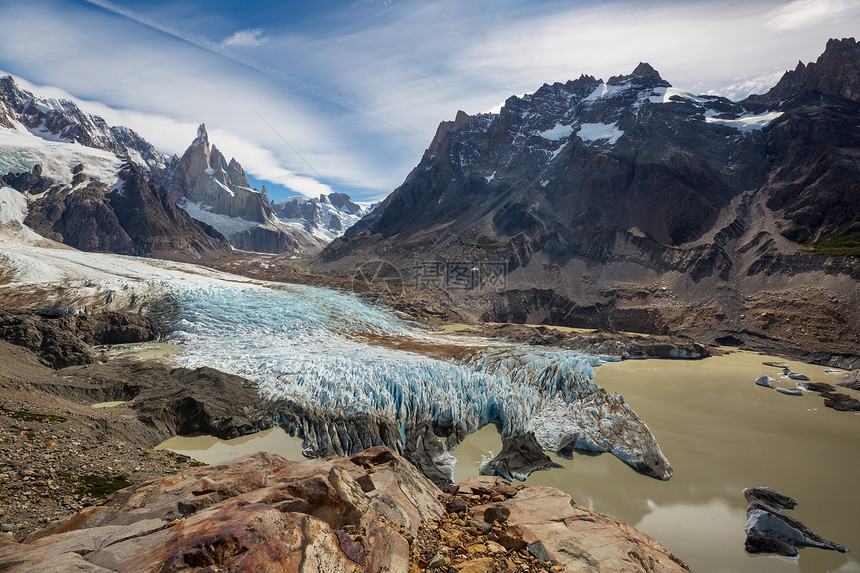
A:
[767, 0, 859, 31]
[2, 0, 859, 202]
[222, 27, 268, 48]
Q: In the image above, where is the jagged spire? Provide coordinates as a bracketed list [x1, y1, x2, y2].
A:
[196, 123, 208, 143]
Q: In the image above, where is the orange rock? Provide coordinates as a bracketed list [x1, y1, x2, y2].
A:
[453, 557, 494, 573]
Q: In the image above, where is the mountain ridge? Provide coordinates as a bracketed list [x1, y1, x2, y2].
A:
[315, 38, 860, 366]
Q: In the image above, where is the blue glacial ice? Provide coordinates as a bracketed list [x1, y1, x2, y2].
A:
[161, 280, 671, 480]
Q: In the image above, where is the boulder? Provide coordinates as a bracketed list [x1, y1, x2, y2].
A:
[837, 370, 860, 391]
[743, 487, 846, 557]
[479, 432, 562, 481]
[466, 480, 690, 572]
[820, 391, 860, 411]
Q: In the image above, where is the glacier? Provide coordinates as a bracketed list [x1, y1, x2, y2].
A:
[0, 232, 671, 481]
[161, 279, 670, 480]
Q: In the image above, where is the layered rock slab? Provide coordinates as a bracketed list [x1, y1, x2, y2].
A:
[0, 447, 439, 572]
[461, 476, 690, 572]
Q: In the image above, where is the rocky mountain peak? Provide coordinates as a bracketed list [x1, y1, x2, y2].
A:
[631, 62, 661, 78]
[0, 75, 166, 171]
[195, 123, 209, 145]
[607, 62, 665, 86]
[758, 36, 859, 103]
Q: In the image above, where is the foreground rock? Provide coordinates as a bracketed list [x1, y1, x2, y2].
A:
[0, 450, 689, 572]
[449, 476, 691, 572]
[0, 448, 441, 572]
[743, 487, 847, 557]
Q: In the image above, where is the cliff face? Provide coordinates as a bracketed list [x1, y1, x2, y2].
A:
[316, 39, 860, 364]
[19, 162, 232, 262]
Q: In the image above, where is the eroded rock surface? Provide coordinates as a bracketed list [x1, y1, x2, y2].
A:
[0, 448, 442, 572]
[0, 450, 695, 572]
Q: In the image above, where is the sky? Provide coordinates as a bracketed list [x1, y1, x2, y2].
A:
[0, 0, 857, 203]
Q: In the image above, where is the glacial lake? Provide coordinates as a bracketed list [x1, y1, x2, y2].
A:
[156, 350, 860, 573]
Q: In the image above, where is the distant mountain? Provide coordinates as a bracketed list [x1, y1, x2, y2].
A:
[273, 191, 369, 243]
[165, 124, 326, 255]
[164, 124, 371, 254]
[317, 38, 860, 367]
[0, 76, 166, 172]
[0, 75, 367, 255]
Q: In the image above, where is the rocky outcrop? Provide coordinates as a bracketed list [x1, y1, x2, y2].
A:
[0, 448, 442, 572]
[479, 323, 710, 359]
[0, 310, 154, 368]
[479, 432, 562, 482]
[750, 37, 860, 105]
[21, 163, 232, 261]
[167, 125, 326, 255]
[743, 487, 847, 557]
[0, 310, 94, 368]
[837, 370, 860, 391]
[0, 450, 691, 573]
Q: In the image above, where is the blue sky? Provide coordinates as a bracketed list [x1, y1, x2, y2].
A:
[0, 0, 858, 203]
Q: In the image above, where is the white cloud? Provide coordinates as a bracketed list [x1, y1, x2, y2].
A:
[3, 0, 860, 203]
[222, 27, 268, 48]
[767, 0, 858, 31]
[705, 70, 787, 100]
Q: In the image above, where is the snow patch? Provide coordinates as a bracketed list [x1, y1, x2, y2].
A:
[705, 111, 784, 132]
[535, 122, 573, 141]
[485, 171, 496, 183]
[584, 82, 629, 102]
[649, 87, 715, 105]
[577, 122, 624, 145]
[0, 127, 122, 186]
[0, 186, 28, 225]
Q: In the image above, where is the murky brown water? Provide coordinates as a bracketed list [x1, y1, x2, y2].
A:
[95, 342, 184, 363]
[155, 428, 305, 465]
[453, 351, 860, 573]
[154, 350, 858, 572]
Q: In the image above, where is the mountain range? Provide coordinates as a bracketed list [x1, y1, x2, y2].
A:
[0, 76, 369, 258]
[317, 38, 860, 367]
